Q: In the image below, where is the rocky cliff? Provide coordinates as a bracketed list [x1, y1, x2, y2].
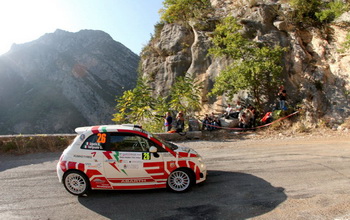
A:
[0, 29, 139, 134]
[140, 0, 350, 128]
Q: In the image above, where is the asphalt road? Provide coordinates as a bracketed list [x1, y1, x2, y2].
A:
[0, 134, 349, 220]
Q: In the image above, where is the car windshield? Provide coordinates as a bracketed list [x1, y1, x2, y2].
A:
[152, 134, 178, 150]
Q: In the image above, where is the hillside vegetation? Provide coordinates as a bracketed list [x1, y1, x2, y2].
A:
[116, 0, 350, 132]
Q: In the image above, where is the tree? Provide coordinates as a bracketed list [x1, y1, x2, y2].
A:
[159, 0, 213, 24]
[169, 75, 202, 115]
[112, 79, 156, 125]
[112, 76, 202, 132]
[209, 17, 286, 109]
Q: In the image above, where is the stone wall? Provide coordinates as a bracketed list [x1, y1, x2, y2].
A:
[0, 131, 239, 155]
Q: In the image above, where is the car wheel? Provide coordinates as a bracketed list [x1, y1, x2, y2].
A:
[63, 170, 90, 196]
[167, 169, 194, 192]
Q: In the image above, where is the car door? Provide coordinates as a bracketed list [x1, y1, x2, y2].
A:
[78, 133, 111, 189]
[102, 132, 168, 190]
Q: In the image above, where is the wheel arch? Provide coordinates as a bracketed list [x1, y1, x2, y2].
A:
[175, 167, 196, 184]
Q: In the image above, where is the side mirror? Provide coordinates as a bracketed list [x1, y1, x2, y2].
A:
[149, 146, 158, 153]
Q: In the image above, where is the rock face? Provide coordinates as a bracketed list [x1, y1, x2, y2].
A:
[0, 29, 139, 134]
[140, 0, 350, 127]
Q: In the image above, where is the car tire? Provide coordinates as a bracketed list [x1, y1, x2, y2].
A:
[63, 170, 90, 196]
[167, 168, 194, 192]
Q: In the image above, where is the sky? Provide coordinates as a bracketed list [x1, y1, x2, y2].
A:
[0, 0, 164, 55]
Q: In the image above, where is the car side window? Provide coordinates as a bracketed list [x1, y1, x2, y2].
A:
[106, 133, 167, 152]
[80, 133, 106, 150]
[108, 133, 145, 152]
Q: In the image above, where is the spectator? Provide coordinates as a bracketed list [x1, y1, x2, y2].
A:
[210, 112, 216, 120]
[232, 100, 243, 118]
[247, 105, 257, 128]
[223, 104, 233, 119]
[278, 86, 287, 110]
[176, 111, 185, 132]
[238, 109, 251, 129]
[164, 112, 173, 132]
[202, 114, 213, 130]
[212, 116, 222, 129]
[210, 112, 221, 130]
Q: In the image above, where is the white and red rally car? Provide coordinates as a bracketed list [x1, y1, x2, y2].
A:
[57, 124, 207, 195]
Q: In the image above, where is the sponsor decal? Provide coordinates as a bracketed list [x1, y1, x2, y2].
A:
[121, 179, 147, 183]
[119, 152, 142, 160]
[85, 163, 102, 169]
[109, 178, 153, 183]
[83, 142, 103, 150]
[96, 185, 113, 189]
[93, 178, 106, 183]
[120, 163, 141, 170]
[80, 134, 86, 141]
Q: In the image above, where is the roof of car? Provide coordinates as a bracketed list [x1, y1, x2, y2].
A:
[75, 124, 143, 134]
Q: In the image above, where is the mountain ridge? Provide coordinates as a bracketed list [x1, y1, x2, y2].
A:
[0, 29, 139, 134]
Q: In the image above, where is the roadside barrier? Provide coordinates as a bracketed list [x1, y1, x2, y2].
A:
[199, 111, 300, 131]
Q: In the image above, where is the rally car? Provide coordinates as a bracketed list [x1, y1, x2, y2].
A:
[57, 124, 207, 196]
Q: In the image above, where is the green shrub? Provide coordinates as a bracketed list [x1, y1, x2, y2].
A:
[289, 0, 349, 25]
[2, 141, 17, 153]
[315, 0, 349, 23]
[344, 31, 350, 48]
[289, 0, 321, 25]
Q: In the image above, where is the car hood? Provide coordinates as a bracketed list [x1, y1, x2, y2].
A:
[173, 145, 199, 156]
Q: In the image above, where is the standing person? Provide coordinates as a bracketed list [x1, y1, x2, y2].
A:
[232, 100, 242, 118]
[278, 86, 287, 110]
[164, 112, 173, 132]
[176, 111, 185, 132]
[213, 116, 221, 130]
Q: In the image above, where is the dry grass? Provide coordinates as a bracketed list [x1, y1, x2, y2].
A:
[341, 117, 350, 129]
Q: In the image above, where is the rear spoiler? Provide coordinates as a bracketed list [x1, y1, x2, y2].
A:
[74, 124, 143, 134]
[75, 126, 92, 134]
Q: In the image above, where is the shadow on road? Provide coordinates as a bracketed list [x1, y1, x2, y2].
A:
[0, 152, 60, 172]
[78, 170, 287, 219]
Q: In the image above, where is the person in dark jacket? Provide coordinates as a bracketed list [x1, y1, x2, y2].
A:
[164, 112, 173, 132]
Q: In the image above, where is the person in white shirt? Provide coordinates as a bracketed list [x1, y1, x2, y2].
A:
[223, 104, 233, 118]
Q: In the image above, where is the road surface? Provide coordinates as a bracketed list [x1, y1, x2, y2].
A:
[0, 132, 349, 219]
